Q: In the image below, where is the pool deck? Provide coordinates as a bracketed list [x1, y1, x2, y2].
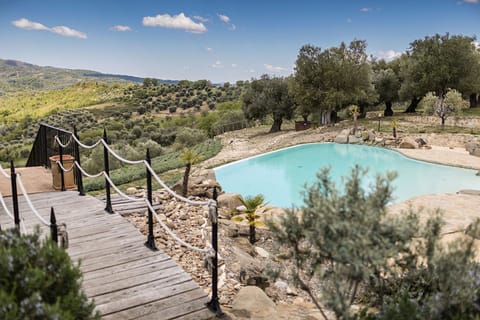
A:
[397, 146, 480, 170]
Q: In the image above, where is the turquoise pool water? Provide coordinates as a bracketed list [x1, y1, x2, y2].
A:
[214, 143, 479, 208]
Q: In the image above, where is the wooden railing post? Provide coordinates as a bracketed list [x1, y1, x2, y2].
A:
[10, 160, 20, 229]
[207, 186, 223, 316]
[145, 148, 157, 251]
[57, 130, 66, 191]
[73, 126, 85, 196]
[50, 207, 58, 244]
[103, 129, 113, 213]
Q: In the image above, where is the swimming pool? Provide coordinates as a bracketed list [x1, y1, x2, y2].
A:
[214, 143, 479, 208]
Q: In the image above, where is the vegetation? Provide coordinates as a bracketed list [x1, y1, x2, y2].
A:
[419, 89, 469, 129]
[242, 75, 294, 132]
[0, 228, 99, 319]
[267, 167, 480, 320]
[180, 148, 203, 197]
[233, 194, 267, 244]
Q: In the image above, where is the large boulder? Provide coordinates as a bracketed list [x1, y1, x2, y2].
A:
[218, 193, 243, 211]
[334, 129, 350, 144]
[348, 135, 362, 144]
[399, 137, 418, 149]
[232, 286, 278, 319]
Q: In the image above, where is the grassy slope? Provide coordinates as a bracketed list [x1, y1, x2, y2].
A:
[0, 82, 127, 122]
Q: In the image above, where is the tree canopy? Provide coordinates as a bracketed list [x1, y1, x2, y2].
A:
[242, 75, 295, 133]
[290, 40, 376, 124]
[399, 33, 479, 112]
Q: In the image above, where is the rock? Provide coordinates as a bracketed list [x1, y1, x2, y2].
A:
[274, 280, 288, 289]
[126, 187, 138, 195]
[334, 129, 350, 144]
[232, 286, 278, 318]
[471, 148, 480, 158]
[399, 137, 418, 149]
[415, 137, 427, 146]
[191, 169, 217, 184]
[348, 135, 362, 144]
[255, 246, 270, 258]
[237, 205, 247, 212]
[368, 130, 376, 141]
[218, 193, 243, 210]
[220, 219, 239, 237]
[465, 219, 480, 239]
[465, 141, 479, 154]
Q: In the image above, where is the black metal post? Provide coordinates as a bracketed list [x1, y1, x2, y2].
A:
[73, 126, 85, 196]
[10, 160, 20, 229]
[58, 130, 66, 191]
[50, 207, 58, 244]
[103, 129, 113, 213]
[43, 125, 48, 168]
[207, 186, 223, 316]
[145, 149, 157, 251]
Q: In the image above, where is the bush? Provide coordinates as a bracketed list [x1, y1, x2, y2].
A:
[174, 127, 207, 147]
[0, 228, 99, 319]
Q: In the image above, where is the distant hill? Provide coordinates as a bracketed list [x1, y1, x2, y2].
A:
[0, 58, 177, 94]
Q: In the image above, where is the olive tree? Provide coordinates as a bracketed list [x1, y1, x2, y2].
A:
[242, 75, 295, 133]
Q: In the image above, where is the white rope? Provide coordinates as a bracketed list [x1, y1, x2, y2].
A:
[0, 164, 11, 179]
[71, 134, 103, 149]
[55, 160, 75, 173]
[101, 140, 144, 165]
[103, 172, 211, 253]
[16, 174, 50, 227]
[54, 135, 73, 148]
[74, 161, 104, 178]
[144, 161, 210, 206]
[0, 192, 14, 220]
[0, 192, 28, 234]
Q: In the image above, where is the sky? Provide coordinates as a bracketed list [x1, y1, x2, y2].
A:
[0, 0, 479, 83]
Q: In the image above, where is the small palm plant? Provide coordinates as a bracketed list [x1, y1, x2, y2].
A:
[233, 194, 267, 244]
[391, 119, 397, 138]
[349, 104, 360, 134]
[180, 148, 203, 197]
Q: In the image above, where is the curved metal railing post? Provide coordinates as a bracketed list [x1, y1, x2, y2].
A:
[145, 148, 157, 251]
[207, 186, 223, 316]
[103, 129, 113, 213]
[10, 160, 20, 229]
[73, 126, 85, 196]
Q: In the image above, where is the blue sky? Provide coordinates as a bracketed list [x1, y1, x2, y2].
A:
[0, 0, 479, 83]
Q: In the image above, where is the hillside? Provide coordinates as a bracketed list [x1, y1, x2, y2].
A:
[0, 58, 176, 94]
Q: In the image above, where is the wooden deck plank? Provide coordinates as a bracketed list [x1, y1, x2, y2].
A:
[1, 191, 212, 320]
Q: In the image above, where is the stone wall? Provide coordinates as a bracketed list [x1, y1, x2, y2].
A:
[401, 115, 480, 128]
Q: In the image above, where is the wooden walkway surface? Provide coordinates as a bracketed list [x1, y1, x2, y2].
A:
[0, 191, 213, 320]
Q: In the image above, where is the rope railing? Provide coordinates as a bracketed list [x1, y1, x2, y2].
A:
[0, 193, 28, 234]
[16, 174, 51, 227]
[0, 163, 11, 179]
[64, 160, 212, 255]
[53, 126, 223, 315]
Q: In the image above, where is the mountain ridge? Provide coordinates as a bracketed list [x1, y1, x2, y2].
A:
[0, 58, 177, 93]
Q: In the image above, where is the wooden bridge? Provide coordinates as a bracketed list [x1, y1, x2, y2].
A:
[0, 190, 214, 320]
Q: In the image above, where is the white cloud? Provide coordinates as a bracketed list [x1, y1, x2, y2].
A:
[211, 60, 224, 68]
[217, 14, 230, 23]
[264, 64, 288, 72]
[143, 13, 207, 33]
[360, 7, 372, 12]
[464, 0, 478, 3]
[193, 15, 209, 22]
[231, 63, 237, 68]
[206, 47, 213, 52]
[111, 25, 131, 32]
[474, 41, 480, 49]
[376, 50, 402, 61]
[50, 26, 87, 39]
[230, 24, 237, 31]
[12, 18, 48, 30]
[12, 18, 86, 39]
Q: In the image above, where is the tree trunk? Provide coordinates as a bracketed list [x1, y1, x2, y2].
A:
[384, 101, 393, 117]
[470, 93, 478, 108]
[269, 118, 282, 133]
[182, 163, 191, 197]
[441, 116, 446, 130]
[302, 114, 309, 122]
[404, 97, 420, 113]
[249, 225, 256, 244]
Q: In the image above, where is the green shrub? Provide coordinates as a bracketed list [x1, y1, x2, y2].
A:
[0, 228, 99, 319]
[174, 127, 207, 147]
